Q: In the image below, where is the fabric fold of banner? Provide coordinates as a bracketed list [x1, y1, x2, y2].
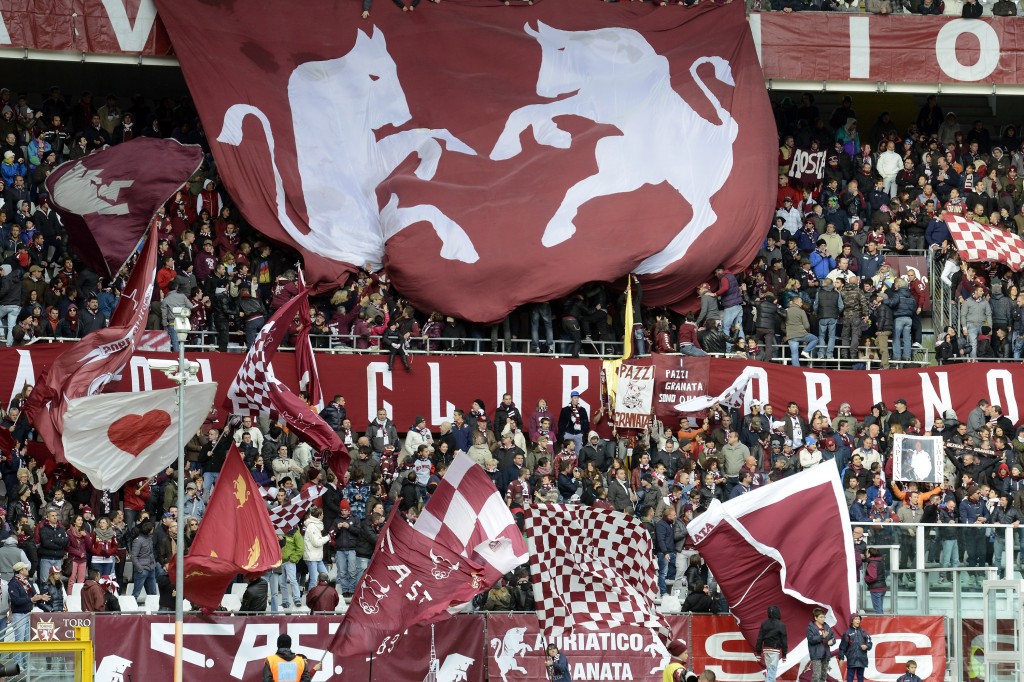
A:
[525, 504, 670, 642]
[156, 0, 773, 322]
[174, 444, 282, 610]
[674, 365, 760, 414]
[685, 465, 855, 673]
[24, 226, 160, 462]
[944, 212, 1024, 271]
[62, 383, 218, 491]
[44, 138, 204, 278]
[224, 286, 350, 480]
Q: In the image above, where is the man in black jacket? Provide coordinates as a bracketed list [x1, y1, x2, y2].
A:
[37, 509, 69, 581]
[681, 581, 719, 614]
[240, 575, 269, 613]
[263, 634, 315, 682]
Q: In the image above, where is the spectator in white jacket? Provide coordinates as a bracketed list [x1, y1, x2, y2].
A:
[403, 416, 434, 462]
[302, 507, 329, 591]
[876, 140, 903, 197]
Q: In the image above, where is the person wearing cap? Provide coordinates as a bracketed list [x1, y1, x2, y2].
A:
[557, 392, 589, 455]
[838, 613, 873, 682]
[663, 638, 695, 682]
[775, 194, 801, 235]
[403, 415, 433, 460]
[798, 437, 822, 469]
[0, 534, 28, 582]
[263, 633, 316, 682]
[10, 560, 49, 662]
[39, 563, 67, 612]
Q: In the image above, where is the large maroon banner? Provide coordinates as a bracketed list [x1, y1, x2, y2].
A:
[91, 614, 485, 682]
[689, 614, 946, 682]
[0, 1, 172, 56]
[155, 0, 775, 323]
[754, 13, 1024, 85]
[5, 347, 1024, 436]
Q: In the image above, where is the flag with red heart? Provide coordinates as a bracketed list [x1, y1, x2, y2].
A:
[61, 382, 218, 490]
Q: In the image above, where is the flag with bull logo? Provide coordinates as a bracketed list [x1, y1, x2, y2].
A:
[44, 138, 204, 278]
[23, 226, 160, 462]
[686, 465, 856, 672]
[155, 0, 774, 322]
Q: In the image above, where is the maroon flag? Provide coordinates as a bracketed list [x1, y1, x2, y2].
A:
[332, 506, 489, 658]
[23, 227, 159, 461]
[224, 287, 349, 479]
[295, 268, 325, 411]
[155, 0, 774, 322]
[173, 444, 283, 610]
[686, 465, 855, 674]
[44, 138, 204, 278]
[944, 212, 1024, 271]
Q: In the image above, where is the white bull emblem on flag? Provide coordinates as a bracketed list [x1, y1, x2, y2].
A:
[492, 22, 739, 274]
[358, 575, 391, 615]
[218, 27, 480, 269]
[428, 547, 460, 580]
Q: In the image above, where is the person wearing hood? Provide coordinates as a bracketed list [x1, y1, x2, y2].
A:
[755, 605, 788, 682]
[838, 613, 873, 682]
[263, 633, 316, 682]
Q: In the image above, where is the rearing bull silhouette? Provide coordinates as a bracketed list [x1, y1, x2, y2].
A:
[491, 23, 738, 274]
[218, 27, 479, 268]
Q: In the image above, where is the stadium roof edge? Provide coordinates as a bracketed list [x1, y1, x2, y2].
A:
[0, 47, 178, 67]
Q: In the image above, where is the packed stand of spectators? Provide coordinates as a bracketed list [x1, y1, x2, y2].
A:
[756, 92, 1024, 365]
[6, 384, 1022, 624]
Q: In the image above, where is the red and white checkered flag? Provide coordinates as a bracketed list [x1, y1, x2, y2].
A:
[944, 212, 1024, 271]
[414, 453, 528, 583]
[223, 289, 304, 417]
[258, 484, 327, 533]
[524, 504, 670, 641]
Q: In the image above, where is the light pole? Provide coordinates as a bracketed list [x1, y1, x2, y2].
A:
[149, 308, 197, 682]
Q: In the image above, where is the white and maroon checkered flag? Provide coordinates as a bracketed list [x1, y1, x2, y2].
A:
[944, 212, 1024, 271]
[414, 453, 528, 584]
[258, 484, 326, 533]
[223, 288, 306, 417]
[224, 286, 350, 479]
[524, 504, 670, 641]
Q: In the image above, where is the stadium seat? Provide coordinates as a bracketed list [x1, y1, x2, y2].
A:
[230, 582, 248, 598]
[144, 595, 162, 613]
[118, 595, 141, 612]
[221, 595, 243, 613]
[69, 582, 84, 597]
[65, 595, 82, 612]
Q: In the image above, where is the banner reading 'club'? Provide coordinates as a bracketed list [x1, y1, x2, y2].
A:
[155, 0, 774, 323]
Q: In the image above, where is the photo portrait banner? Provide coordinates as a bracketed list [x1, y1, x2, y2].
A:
[893, 435, 944, 484]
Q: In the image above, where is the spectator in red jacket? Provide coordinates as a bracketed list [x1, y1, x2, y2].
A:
[123, 478, 151, 530]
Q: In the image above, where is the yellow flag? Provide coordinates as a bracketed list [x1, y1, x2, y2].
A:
[604, 276, 635, 411]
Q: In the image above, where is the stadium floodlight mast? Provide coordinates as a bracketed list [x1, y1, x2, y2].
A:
[147, 307, 198, 682]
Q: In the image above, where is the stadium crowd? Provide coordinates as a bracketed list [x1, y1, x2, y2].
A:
[2, 386, 1023, 626]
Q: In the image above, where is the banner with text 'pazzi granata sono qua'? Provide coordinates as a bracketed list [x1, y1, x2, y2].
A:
[7, 347, 1024, 442]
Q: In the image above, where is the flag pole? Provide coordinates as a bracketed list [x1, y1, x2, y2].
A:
[171, 310, 191, 682]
